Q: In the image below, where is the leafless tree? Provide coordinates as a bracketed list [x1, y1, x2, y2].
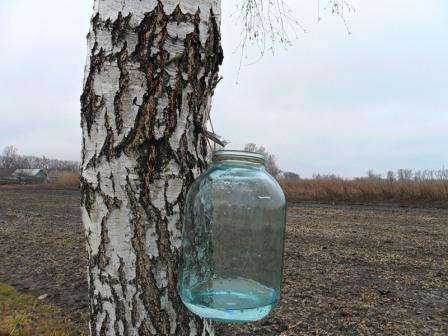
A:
[386, 171, 395, 182]
[0, 146, 79, 171]
[80, 1, 222, 334]
[283, 171, 301, 181]
[1, 146, 19, 169]
[244, 143, 282, 177]
[397, 169, 413, 181]
[435, 169, 448, 180]
[366, 170, 382, 180]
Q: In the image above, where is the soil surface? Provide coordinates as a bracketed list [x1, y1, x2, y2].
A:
[1, 187, 447, 335]
[0, 188, 88, 326]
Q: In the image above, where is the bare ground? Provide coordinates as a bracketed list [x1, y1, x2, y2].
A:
[0, 187, 447, 335]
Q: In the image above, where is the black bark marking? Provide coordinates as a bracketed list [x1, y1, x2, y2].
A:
[113, 43, 129, 134]
[110, 274, 131, 336]
[81, 42, 105, 136]
[125, 178, 161, 325]
[98, 216, 110, 269]
[112, 12, 132, 46]
[98, 113, 116, 161]
[100, 311, 110, 336]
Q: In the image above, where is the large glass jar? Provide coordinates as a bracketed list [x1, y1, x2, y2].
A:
[178, 150, 286, 323]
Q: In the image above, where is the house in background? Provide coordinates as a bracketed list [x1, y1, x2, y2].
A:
[12, 169, 47, 183]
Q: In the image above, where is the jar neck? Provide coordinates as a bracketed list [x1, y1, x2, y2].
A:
[214, 159, 265, 168]
[212, 150, 266, 166]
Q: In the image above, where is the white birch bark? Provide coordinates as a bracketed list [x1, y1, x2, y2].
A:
[80, 1, 223, 335]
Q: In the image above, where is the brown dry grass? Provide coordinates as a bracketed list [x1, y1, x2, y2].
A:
[51, 171, 79, 189]
[279, 178, 448, 207]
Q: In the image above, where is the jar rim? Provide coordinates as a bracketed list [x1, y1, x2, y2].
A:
[212, 150, 266, 164]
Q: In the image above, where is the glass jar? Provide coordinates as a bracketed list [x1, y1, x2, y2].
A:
[178, 150, 286, 323]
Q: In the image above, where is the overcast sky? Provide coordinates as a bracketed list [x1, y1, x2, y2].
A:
[0, 0, 447, 177]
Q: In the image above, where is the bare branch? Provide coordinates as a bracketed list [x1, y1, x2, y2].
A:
[236, 0, 303, 58]
[234, 0, 354, 76]
[320, 0, 355, 34]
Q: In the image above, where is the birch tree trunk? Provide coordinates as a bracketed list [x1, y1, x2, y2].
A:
[80, 1, 223, 335]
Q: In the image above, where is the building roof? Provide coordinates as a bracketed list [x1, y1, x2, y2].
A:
[13, 169, 46, 177]
[0, 168, 16, 178]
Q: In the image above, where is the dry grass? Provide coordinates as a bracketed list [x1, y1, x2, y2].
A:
[0, 284, 85, 336]
[279, 177, 448, 207]
[51, 171, 79, 189]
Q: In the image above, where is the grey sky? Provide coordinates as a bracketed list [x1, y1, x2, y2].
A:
[0, 0, 447, 177]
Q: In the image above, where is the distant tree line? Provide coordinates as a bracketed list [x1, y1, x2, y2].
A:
[312, 169, 448, 181]
[0, 145, 79, 172]
[363, 168, 448, 181]
[242, 143, 448, 183]
[387, 169, 448, 181]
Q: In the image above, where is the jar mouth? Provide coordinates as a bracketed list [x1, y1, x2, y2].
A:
[212, 150, 266, 164]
